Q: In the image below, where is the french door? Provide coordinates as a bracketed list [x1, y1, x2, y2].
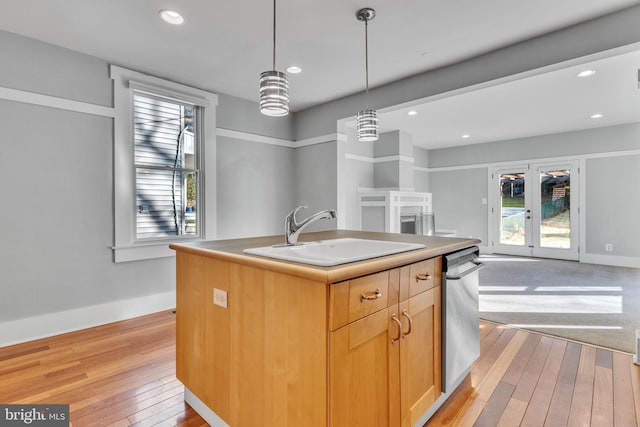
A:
[492, 161, 579, 260]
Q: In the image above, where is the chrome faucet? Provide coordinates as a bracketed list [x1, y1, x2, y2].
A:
[284, 206, 337, 245]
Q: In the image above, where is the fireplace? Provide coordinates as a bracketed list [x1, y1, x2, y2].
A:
[358, 190, 433, 234]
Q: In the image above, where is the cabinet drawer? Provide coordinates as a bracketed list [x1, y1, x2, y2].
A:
[329, 270, 390, 330]
[407, 257, 441, 298]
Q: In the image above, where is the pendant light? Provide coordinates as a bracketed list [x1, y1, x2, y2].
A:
[356, 7, 378, 142]
[259, 0, 289, 116]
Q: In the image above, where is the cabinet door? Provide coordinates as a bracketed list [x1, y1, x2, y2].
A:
[329, 308, 401, 427]
[399, 286, 442, 427]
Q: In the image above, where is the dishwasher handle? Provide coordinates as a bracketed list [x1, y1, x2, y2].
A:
[445, 260, 485, 280]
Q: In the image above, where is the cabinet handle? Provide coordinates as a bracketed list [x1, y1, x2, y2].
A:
[401, 309, 413, 338]
[416, 273, 432, 281]
[361, 288, 382, 302]
[391, 314, 403, 345]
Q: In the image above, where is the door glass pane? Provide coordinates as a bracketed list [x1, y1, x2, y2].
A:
[539, 169, 571, 248]
[499, 172, 526, 245]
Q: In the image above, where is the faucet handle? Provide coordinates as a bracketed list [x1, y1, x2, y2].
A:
[287, 205, 308, 224]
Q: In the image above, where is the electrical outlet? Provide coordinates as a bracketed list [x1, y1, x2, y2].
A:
[213, 288, 228, 308]
[605, 243, 613, 252]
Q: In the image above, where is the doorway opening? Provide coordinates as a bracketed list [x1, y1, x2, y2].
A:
[492, 161, 579, 260]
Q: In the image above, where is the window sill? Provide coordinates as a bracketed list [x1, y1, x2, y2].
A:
[112, 240, 201, 263]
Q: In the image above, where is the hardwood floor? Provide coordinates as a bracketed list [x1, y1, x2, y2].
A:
[428, 322, 640, 427]
[0, 311, 205, 427]
[0, 312, 638, 426]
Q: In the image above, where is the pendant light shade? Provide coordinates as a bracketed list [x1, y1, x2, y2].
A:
[356, 109, 378, 141]
[259, 0, 289, 116]
[356, 7, 378, 142]
[259, 70, 289, 116]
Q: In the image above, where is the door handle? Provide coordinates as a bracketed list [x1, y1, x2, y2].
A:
[391, 314, 403, 345]
[401, 309, 413, 338]
[416, 273, 432, 281]
[446, 260, 485, 280]
[360, 288, 382, 302]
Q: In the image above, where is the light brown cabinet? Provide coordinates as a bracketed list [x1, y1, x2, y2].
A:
[177, 253, 328, 426]
[399, 285, 441, 427]
[328, 258, 441, 427]
[175, 249, 442, 427]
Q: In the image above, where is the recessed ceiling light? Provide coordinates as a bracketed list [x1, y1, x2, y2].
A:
[407, 110, 418, 116]
[159, 9, 184, 25]
[286, 65, 302, 74]
[577, 69, 597, 78]
[590, 113, 603, 119]
[462, 134, 471, 139]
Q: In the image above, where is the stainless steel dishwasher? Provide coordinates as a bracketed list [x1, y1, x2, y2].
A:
[442, 246, 484, 392]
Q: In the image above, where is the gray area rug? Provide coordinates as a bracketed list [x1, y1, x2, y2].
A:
[478, 255, 640, 353]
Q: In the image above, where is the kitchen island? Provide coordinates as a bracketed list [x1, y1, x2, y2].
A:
[170, 230, 480, 427]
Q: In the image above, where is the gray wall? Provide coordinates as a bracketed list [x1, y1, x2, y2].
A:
[0, 99, 178, 322]
[216, 137, 296, 239]
[293, 141, 339, 232]
[0, 31, 112, 106]
[341, 135, 375, 230]
[414, 146, 429, 192]
[586, 154, 640, 257]
[429, 168, 489, 242]
[343, 159, 375, 230]
[217, 94, 294, 140]
[0, 30, 295, 324]
[4, 1, 640, 327]
[430, 123, 640, 168]
[373, 131, 414, 189]
[427, 123, 640, 258]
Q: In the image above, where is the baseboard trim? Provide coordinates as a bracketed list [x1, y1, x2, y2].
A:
[0, 291, 176, 348]
[477, 245, 491, 254]
[481, 249, 639, 268]
[184, 388, 230, 427]
[580, 253, 640, 268]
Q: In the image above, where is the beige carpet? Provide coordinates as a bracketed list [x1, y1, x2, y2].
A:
[478, 255, 640, 353]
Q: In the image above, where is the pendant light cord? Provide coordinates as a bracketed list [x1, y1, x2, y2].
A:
[272, 0, 277, 71]
[364, 17, 369, 108]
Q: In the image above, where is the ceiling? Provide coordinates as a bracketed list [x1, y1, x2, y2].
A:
[376, 48, 640, 149]
[1, 0, 640, 148]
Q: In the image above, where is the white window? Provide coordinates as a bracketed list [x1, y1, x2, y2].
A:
[111, 66, 218, 262]
[134, 92, 200, 239]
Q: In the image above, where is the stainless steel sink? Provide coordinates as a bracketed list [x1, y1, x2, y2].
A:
[243, 238, 425, 266]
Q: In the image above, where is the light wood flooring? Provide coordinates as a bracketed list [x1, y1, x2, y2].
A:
[427, 322, 640, 427]
[0, 311, 638, 426]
